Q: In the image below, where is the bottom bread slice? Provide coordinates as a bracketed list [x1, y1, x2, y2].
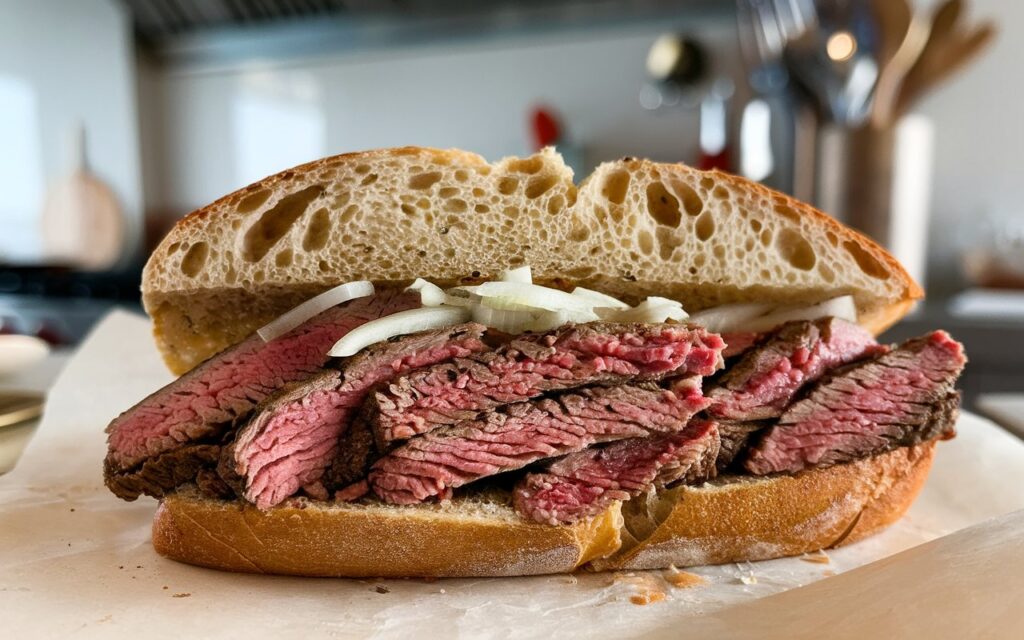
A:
[152, 443, 934, 578]
[152, 487, 623, 577]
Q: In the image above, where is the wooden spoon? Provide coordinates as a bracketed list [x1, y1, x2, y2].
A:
[870, 1, 931, 128]
[895, 20, 997, 117]
[870, 0, 913, 70]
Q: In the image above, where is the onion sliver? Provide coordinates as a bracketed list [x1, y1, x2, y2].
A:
[471, 304, 538, 333]
[472, 304, 598, 333]
[406, 278, 446, 306]
[258, 281, 375, 342]
[612, 301, 687, 323]
[328, 306, 470, 357]
[743, 295, 857, 333]
[687, 302, 774, 334]
[474, 281, 593, 313]
[531, 308, 600, 331]
[570, 287, 630, 310]
[500, 266, 532, 284]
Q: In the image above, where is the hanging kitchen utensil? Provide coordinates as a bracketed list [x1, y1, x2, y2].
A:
[40, 124, 125, 271]
[870, 0, 913, 73]
[894, 17, 996, 118]
[783, 0, 879, 126]
[870, 5, 932, 128]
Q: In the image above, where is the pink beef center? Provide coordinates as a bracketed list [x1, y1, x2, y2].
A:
[514, 430, 710, 525]
[370, 386, 710, 505]
[709, 319, 883, 421]
[746, 331, 965, 474]
[380, 328, 723, 442]
[106, 305, 382, 468]
[239, 340, 483, 509]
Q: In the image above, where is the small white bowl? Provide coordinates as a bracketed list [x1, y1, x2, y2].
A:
[0, 335, 51, 377]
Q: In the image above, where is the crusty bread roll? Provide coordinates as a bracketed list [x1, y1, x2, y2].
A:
[152, 444, 934, 577]
[139, 146, 935, 578]
[143, 147, 920, 374]
[153, 487, 623, 578]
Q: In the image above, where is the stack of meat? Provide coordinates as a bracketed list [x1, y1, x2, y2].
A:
[104, 292, 966, 525]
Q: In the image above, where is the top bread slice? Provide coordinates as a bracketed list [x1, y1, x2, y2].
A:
[143, 147, 920, 374]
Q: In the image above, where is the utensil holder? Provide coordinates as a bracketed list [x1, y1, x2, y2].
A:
[815, 115, 934, 288]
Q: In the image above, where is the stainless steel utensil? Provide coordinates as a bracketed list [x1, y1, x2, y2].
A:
[782, 0, 879, 125]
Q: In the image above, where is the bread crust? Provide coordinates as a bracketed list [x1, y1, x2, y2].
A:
[152, 491, 622, 578]
[143, 146, 921, 374]
[593, 442, 935, 571]
[152, 445, 934, 577]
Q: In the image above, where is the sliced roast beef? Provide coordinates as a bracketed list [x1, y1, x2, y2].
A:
[708, 318, 884, 422]
[230, 323, 490, 509]
[513, 419, 720, 525]
[721, 332, 761, 359]
[368, 380, 710, 505]
[715, 421, 766, 471]
[367, 323, 725, 447]
[105, 444, 221, 501]
[744, 331, 966, 475]
[104, 290, 418, 477]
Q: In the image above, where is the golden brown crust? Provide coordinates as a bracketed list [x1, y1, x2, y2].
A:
[593, 443, 935, 571]
[152, 491, 622, 578]
[152, 445, 934, 577]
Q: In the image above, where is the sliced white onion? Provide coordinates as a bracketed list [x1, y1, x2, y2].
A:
[473, 281, 594, 313]
[570, 287, 630, 310]
[471, 304, 539, 334]
[742, 295, 857, 333]
[258, 281, 375, 342]
[500, 265, 533, 284]
[472, 304, 598, 333]
[531, 308, 600, 331]
[405, 278, 446, 306]
[328, 306, 471, 357]
[610, 298, 688, 323]
[686, 302, 775, 334]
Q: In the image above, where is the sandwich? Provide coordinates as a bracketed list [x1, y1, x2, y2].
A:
[103, 147, 965, 577]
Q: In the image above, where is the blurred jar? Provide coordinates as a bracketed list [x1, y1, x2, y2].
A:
[816, 114, 934, 288]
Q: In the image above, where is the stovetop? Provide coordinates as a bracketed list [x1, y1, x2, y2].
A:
[0, 266, 143, 345]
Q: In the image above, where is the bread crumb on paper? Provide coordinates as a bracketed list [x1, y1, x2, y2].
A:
[172, 593, 191, 598]
[375, 586, 390, 594]
[800, 551, 831, 565]
[664, 568, 707, 589]
[629, 591, 666, 606]
[616, 572, 669, 605]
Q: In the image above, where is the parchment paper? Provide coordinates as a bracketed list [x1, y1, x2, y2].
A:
[2, 310, 1023, 639]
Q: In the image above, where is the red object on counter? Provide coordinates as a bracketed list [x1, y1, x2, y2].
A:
[33, 321, 67, 346]
[530, 106, 562, 150]
[697, 147, 731, 172]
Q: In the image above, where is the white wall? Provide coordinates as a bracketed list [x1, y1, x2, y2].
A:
[147, 22, 735, 214]
[916, 0, 1024, 288]
[0, 0, 143, 265]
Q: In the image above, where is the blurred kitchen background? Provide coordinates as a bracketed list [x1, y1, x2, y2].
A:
[1, 0, 1023, 417]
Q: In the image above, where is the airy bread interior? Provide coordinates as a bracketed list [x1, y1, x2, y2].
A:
[142, 147, 921, 374]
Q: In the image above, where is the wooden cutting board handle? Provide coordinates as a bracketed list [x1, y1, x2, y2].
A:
[40, 124, 125, 271]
